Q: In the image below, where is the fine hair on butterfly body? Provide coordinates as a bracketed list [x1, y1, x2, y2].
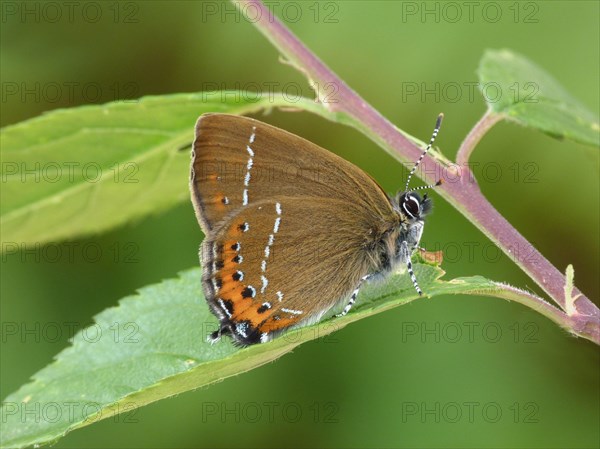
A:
[190, 113, 443, 346]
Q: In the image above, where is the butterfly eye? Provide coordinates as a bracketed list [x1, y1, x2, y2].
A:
[402, 194, 421, 219]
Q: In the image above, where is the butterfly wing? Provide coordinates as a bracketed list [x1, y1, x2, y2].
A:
[191, 113, 398, 345]
[202, 197, 385, 345]
[190, 113, 394, 232]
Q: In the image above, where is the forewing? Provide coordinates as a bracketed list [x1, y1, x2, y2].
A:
[190, 113, 394, 233]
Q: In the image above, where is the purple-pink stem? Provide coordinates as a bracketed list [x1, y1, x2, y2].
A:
[234, 0, 599, 344]
[456, 110, 504, 168]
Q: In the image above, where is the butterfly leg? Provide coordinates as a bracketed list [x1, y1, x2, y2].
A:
[401, 241, 422, 295]
[336, 274, 372, 317]
[207, 325, 232, 345]
[207, 331, 221, 345]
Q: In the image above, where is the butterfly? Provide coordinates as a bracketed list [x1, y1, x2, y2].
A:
[190, 113, 443, 346]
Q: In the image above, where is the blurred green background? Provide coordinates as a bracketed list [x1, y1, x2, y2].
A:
[1, 1, 598, 448]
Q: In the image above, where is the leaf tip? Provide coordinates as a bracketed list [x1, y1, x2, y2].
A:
[564, 264, 577, 316]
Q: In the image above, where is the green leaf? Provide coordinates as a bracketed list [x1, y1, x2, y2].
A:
[0, 92, 328, 249]
[477, 49, 599, 147]
[1, 265, 499, 448]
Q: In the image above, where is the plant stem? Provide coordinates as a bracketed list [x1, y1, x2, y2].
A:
[456, 109, 504, 167]
[233, 0, 599, 344]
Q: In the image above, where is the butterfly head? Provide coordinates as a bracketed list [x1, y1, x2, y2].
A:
[396, 191, 432, 222]
[396, 113, 444, 223]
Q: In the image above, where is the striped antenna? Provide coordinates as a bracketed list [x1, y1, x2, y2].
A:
[409, 181, 442, 191]
[404, 113, 444, 192]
